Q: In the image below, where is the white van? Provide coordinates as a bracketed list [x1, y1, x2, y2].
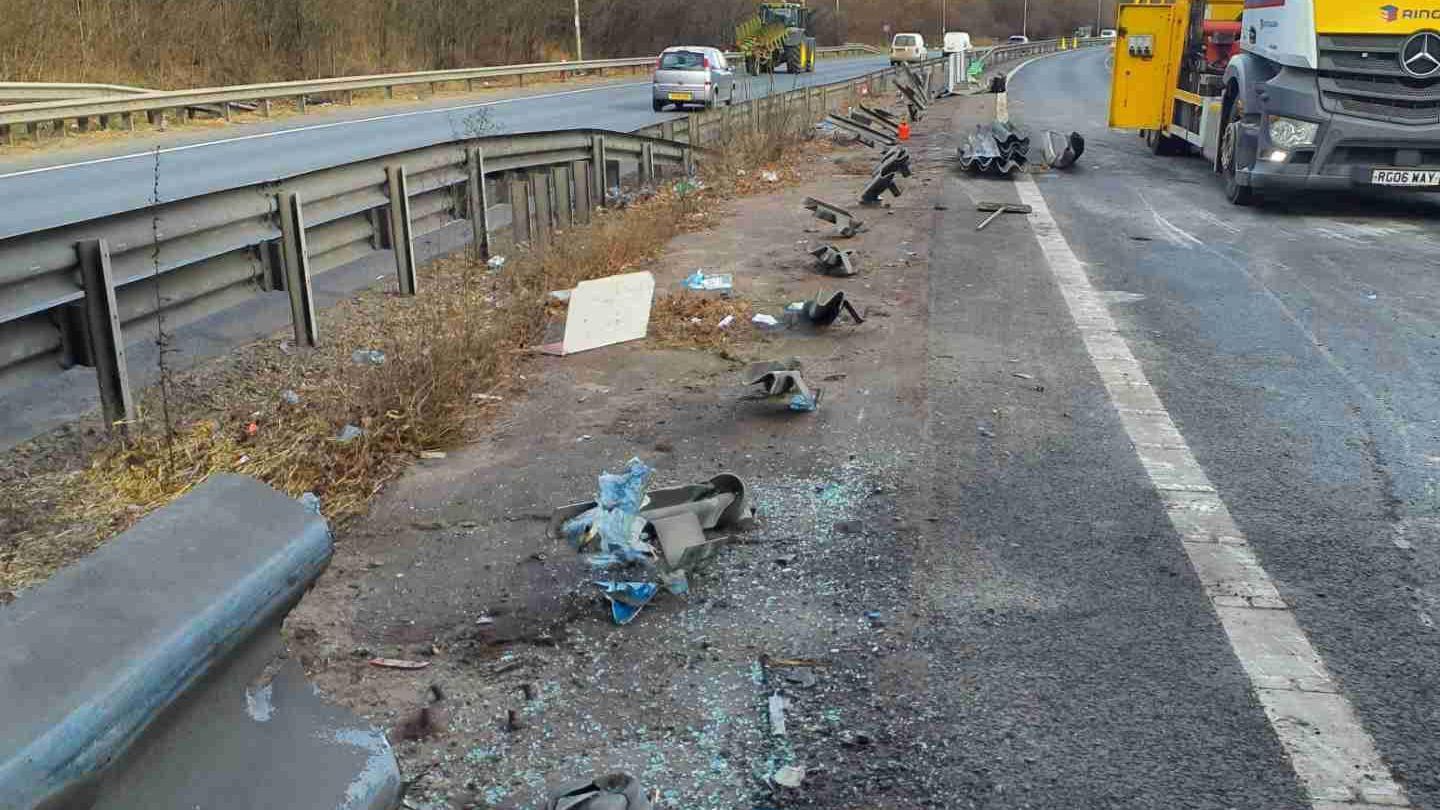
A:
[942, 32, 972, 54]
[890, 33, 926, 65]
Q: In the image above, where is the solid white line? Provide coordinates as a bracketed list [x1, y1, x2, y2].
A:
[0, 81, 651, 181]
[1001, 59, 1411, 807]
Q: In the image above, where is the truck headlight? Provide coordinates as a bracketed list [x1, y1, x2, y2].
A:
[1267, 116, 1319, 149]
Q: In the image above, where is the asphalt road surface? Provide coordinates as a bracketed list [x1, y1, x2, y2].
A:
[989, 47, 1440, 806]
[0, 57, 890, 240]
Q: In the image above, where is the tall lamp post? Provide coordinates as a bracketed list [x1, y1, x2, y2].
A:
[573, 0, 583, 61]
[941, 0, 946, 35]
[1022, 0, 1029, 38]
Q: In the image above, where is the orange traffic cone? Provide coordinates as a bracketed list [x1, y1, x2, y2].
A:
[898, 121, 911, 141]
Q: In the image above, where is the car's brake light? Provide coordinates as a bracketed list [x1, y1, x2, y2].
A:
[654, 58, 661, 70]
[702, 57, 711, 68]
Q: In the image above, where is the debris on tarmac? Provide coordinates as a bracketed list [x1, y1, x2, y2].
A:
[334, 424, 364, 443]
[1043, 130, 1086, 169]
[594, 581, 659, 625]
[752, 313, 781, 328]
[975, 201, 1033, 231]
[369, 657, 431, 670]
[771, 765, 806, 788]
[550, 463, 757, 621]
[810, 243, 859, 277]
[747, 361, 822, 413]
[769, 693, 788, 736]
[545, 772, 652, 810]
[802, 291, 865, 326]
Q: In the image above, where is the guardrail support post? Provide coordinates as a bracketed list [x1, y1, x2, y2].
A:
[530, 171, 551, 247]
[571, 160, 591, 224]
[640, 142, 655, 185]
[466, 146, 491, 259]
[4, 125, 14, 147]
[277, 192, 319, 348]
[261, 99, 271, 117]
[508, 174, 531, 244]
[76, 238, 135, 430]
[385, 166, 418, 295]
[552, 165, 572, 228]
[591, 135, 607, 207]
[662, 121, 675, 141]
[296, 95, 306, 114]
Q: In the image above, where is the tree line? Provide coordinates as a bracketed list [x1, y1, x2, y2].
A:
[0, 0, 1118, 88]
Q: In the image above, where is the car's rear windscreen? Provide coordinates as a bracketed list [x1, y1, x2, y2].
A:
[660, 51, 706, 69]
[894, 35, 919, 46]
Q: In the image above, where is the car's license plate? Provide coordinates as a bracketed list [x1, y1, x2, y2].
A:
[668, 92, 692, 101]
[1370, 168, 1440, 187]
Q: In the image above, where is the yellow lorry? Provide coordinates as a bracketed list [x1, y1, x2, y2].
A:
[1109, 0, 1440, 204]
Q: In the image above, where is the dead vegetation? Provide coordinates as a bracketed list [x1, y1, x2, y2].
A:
[0, 113, 820, 594]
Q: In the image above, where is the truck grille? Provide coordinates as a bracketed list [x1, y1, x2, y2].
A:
[1316, 34, 1440, 125]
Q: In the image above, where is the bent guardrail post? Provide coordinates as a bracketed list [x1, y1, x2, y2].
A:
[75, 238, 135, 430]
[466, 146, 491, 259]
[385, 165, 418, 295]
[530, 171, 552, 248]
[277, 192, 320, 348]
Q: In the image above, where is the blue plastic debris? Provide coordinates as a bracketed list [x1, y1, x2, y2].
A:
[593, 458, 655, 562]
[788, 392, 820, 412]
[595, 581, 660, 625]
[683, 270, 733, 293]
[562, 459, 657, 562]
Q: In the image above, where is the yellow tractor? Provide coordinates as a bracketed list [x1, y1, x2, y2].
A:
[737, 1, 818, 75]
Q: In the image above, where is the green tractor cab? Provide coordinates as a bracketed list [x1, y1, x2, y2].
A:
[737, 1, 818, 75]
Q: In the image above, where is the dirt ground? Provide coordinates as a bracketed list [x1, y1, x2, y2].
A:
[285, 99, 964, 808]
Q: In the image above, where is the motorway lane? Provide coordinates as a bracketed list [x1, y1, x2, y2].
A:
[1013, 48, 1440, 804]
[0, 56, 889, 241]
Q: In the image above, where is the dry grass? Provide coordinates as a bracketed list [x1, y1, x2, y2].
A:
[647, 294, 757, 350]
[0, 102, 824, 595]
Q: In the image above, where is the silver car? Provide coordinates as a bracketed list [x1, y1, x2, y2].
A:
[653, 46, 735, 111]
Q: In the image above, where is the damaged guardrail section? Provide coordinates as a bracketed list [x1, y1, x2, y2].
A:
[0, 56, 927, 432]
[0, 474, 399, 809]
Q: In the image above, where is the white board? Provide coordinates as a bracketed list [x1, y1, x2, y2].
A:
[560, 271, 655, 355]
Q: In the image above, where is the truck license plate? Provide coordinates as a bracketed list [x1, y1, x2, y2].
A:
[668, 92, 692, 101]
[1370, 169, 1440, 187]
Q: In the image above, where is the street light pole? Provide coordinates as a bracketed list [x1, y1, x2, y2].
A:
[941, 0, 946, 35]
[1096, 0, 1103, 34]
[573, 0, 583, 61]
[1022, 0, 1029, 39]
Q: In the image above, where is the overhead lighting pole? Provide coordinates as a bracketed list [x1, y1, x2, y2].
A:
[574, 0, 583, 61]
[1022, 0, 1029, 39]
[941, 0, 947, 35]
[1096, 0, 1104, 34]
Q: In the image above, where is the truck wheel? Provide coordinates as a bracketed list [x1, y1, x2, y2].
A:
[653, 99, 665, 112]
[785, 46, 802, 74]
[1145, 128, 1183, 156]
[1220, 98, 1256, 206]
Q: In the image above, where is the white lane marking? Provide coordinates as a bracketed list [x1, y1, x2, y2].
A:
[0, 81, 650, 181]
[1014, 169, 1412, 808]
